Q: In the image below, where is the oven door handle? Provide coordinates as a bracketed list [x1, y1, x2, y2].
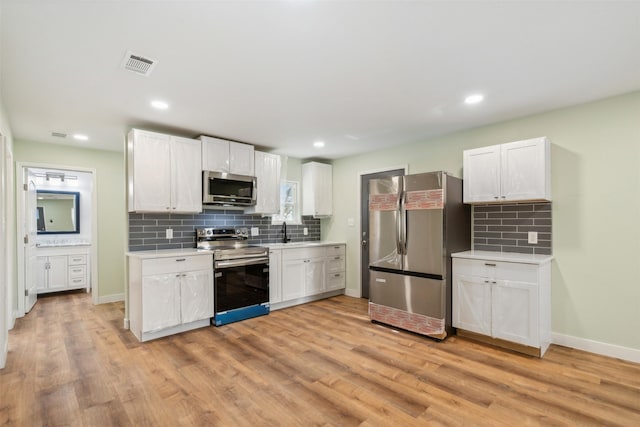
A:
[215, 257, 270, 269]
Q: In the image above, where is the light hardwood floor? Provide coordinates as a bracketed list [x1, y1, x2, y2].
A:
[1, 291, 639, 426]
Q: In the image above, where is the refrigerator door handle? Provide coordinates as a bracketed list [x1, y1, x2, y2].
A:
[395, 190, 403, 255]
[401, 191, 408, 255]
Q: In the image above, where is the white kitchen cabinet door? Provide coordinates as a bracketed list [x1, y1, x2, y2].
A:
[201, 136, 230, 172]
[302, 162, 333, 217]
[36, 257, 49, 291]
[463, 137, 550, 204]
[492, 279, 539, 347]
[452, 274, 492, 336]
[305, 258, 325, 296]
[47, 255, 69, 290]
[247, 151, 281, 215]
[501, 138, 550, 202]
[142, 274, 182, 333]
[180, 269, 214, 324]
[269, 249, 282, 304]
[282, 259, 306, 301]
[463, 145, 501, 203]
[171, 136, 203, 213]
[229, 142, 255, 176]
[128, 129, 172, 212]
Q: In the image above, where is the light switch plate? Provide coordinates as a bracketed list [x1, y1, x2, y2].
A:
[347, 218, 355, 227]
[528, 231, 538, 244]
[251, 227, 259, 236]
[303, 227, 308, 236]
[166, 229, 173, 239]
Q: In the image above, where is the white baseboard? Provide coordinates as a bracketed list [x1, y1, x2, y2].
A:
[344, 288, 361, 298]
[552, 332, 640, 364]
[97, 293, 124, 304]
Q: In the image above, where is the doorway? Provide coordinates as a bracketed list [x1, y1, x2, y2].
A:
[16, 163, 98, 316]
[360, 167, 405, 299]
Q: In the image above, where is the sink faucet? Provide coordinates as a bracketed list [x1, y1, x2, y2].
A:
[281, 221, 290, 243]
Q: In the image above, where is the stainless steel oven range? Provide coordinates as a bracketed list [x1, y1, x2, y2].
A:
[196, 227, 269, 326]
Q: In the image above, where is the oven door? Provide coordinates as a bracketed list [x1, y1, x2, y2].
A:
[214, 257, 270, 322]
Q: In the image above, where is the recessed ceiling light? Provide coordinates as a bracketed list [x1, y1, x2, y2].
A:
[151, 100, 169, 110]
[313, 140, 325, 148]
[73, 134, 89, 141]
[464, 94, 484, 105]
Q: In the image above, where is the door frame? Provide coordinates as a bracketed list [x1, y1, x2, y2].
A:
[16, 162, 99, 316]
[354, 165, 408, 298]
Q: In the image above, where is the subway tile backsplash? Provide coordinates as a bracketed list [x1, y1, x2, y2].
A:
[128, 211, 320, 251]
[472, 202, 552, 255]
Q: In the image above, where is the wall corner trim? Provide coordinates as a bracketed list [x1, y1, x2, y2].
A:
[551, 332, 640, 364]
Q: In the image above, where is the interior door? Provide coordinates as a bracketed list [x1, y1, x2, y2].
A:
[360, 168, 404, 299]
[24, 169, 38, 312]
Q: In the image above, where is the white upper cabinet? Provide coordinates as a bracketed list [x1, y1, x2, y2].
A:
[246, 151, 281, 215]
[229, 141, 255, 176]
[200, 135, 255, 176]
[171, 136, 203, 212]
[302, 162, 333, 217]
[128, 129, 202, 213]
[463, 137, 551, 204]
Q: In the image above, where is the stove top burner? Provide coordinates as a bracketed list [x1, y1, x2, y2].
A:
[195, 227, 267, 260]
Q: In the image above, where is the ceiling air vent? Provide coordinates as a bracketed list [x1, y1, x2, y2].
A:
[121, 51, 158, 76]
[51, 132, 67, 138]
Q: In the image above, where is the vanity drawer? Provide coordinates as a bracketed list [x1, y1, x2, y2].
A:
[69, 265, 86, 278]
[69, 276, 87, 287]
[68, 255, 87, 265]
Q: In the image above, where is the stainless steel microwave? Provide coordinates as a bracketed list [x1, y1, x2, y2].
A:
[202, 171, 257, 207]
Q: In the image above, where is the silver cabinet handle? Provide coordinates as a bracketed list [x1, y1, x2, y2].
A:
[175, 258, 186, 262]
[484, 263, 496, 267]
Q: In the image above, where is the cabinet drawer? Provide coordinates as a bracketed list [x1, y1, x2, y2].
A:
[326, 256, 345, 274]
[325, 245, 345, 257]
[68, 255, 87, 265]
[326, 272, 345, 289]
[69, 276, 87, 287]
[282, 247, 325, 261]
[453, 258, 538, 283]
[142, 255, 212, 275]
[69, 265, 86, 278]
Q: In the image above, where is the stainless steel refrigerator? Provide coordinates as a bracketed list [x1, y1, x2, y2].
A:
[368, 171, 470, 340]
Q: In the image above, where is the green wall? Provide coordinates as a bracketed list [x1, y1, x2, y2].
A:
[324, 91, 640, 350]
[13, 140, 125, 300]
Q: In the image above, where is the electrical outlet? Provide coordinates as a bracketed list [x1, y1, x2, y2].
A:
[166, 229, 173, 239]
[251, 227, 259, 236]
[528, 231, 538, 244]
[303, 227, 308, 236]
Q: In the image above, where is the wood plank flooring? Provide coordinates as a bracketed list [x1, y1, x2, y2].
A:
[1, 291, 639, 426]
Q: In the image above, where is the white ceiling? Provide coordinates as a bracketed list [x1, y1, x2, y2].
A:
[1, 1, 639, 160]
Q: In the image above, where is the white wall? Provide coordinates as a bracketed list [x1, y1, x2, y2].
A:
[325, 91, 640, 357]
[0, 98, 15, 369]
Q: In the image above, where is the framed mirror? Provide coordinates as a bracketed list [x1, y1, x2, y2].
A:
[36, 190, 80, 234]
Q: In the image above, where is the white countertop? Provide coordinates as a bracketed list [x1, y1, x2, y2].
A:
[265, 241, 346, 249]
[127, 241, 346, 259]
[451, 250, 553, 265]
[126, 248, 213, 259]
[37, 242, 91, 248]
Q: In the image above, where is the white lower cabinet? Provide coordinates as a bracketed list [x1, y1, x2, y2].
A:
[129, 253, 214, 342]
[36, 250, 91, 294]
[270, 244, 346, 309]
[269, 249, 282, 303]
[452, 252, 551, 357]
